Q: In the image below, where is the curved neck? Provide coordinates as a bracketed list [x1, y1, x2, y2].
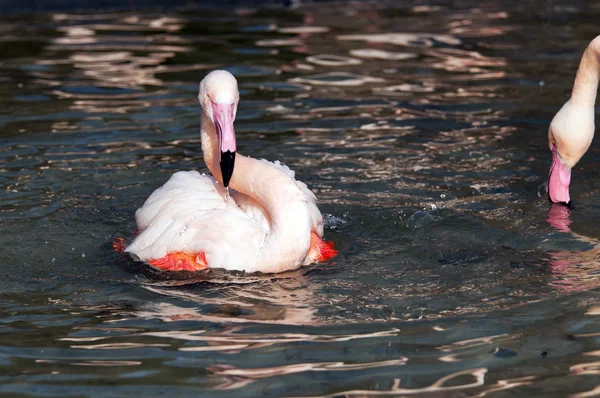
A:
[201, 116, 222, 181]
[571, 36, 600, 107]
[201, 115, 312, 273]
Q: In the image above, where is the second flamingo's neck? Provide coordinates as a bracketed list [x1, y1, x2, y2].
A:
[570, 36, 600, 108]
[201, 117, 312, 273]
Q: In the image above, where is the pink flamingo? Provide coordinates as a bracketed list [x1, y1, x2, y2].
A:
[548, 36, 600, 204]
[116, 70, 337, 273]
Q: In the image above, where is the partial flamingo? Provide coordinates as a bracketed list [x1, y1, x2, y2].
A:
[547, 35, 600, 204]
[117, 70, 337, 273]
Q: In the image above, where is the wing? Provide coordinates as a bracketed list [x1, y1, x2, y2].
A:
[125, 170, 260, 263]
[133, 171, 228, 232]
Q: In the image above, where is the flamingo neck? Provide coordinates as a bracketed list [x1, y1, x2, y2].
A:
[201, 116, 222, 182]
[570, 36, 600, 107]
[201, 116, 312, 273]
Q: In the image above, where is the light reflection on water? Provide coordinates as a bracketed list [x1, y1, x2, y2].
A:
[2, 0, 600, 396]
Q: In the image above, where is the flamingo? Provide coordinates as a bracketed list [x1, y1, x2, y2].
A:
[547, 35, 600, 204]
[116, 70, 337, 273]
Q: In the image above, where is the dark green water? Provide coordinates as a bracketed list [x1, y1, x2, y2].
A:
[2, 1, 600, 396]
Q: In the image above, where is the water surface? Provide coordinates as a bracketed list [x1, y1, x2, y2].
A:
[2, 1, 600, 396]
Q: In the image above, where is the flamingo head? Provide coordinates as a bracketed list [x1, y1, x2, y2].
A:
[199, 70, 240, 188]
[547, 100, 594, 205]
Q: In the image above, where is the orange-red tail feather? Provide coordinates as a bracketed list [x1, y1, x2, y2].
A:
[113, 235, 207, 272]
[112, 238, 126, 253]
[148, 251, 208, 272]
[308, 231, 338, 262]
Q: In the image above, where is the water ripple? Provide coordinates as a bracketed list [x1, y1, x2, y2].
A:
[297, 368, 534, 397]
[290, 72, 384, 86]
[0, 2, 599, 396]
[337, 33, 462, 47]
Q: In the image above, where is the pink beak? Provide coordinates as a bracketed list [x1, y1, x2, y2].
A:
[212, 102, 237, 187]
[548, 146, 571, 204]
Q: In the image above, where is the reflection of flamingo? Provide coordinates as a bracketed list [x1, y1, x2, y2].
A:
[139, 272, 319, 326]
[546, 203, 573, 233]
[546, 204, 600, 292]
[548, 36, 599, 204]
[119, 70, 336, 273]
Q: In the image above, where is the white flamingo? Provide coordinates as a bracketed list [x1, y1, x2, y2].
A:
[116, 70, 337, 273]
[548, 35, 600, 204]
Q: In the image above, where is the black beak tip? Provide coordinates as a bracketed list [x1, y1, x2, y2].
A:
[219, 150, 236, 188]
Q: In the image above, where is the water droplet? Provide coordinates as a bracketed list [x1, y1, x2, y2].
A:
[537, 182, 547, 198]
[406, 211, 434, 230]
[323, 213, 345, 230]
[81, 253, 86, 258]
[440, 193, 446, 198]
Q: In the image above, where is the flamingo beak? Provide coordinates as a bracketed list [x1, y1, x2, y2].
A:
[548, 146, 571, 205]
[212, 102, 237, 188]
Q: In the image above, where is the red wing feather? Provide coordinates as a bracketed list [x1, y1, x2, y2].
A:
[148, 251, 209, 272]
[308, 231, 338, 262]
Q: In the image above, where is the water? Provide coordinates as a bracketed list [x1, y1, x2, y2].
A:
[2, 0, 600, 396]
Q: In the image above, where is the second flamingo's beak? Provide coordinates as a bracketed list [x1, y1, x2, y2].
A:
[548, 146, 571, 205]
[212, 102, 237, 188]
